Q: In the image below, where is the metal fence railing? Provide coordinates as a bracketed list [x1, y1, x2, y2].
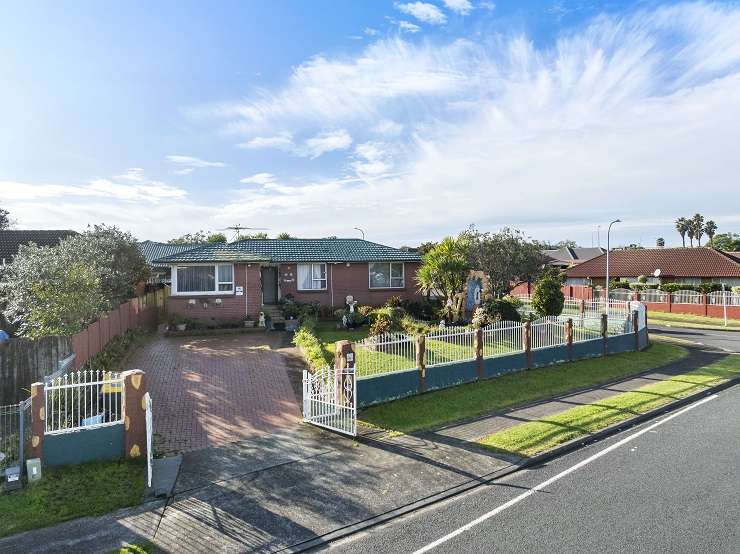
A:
[708, 291, 740, 306]
[481, 320, 523, 358]
[516, 294, 630, 320]
[530, 317, 567, 350]
[45, 371, 125, 434]
[670, 290, 702, 304]
[571, 317, 604, 342]
[639, 289, 669, 303]
[354, 333, 417, 378]
[608, 288, 634, 301]
[425, 327, 476, 367]
[0, 401, 29, 472]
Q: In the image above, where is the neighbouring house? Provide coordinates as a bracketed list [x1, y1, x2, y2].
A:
[565, 247, 740, 288]
[543, 247, 605, 270]
[154, 238, 423, 323]
[0, 229, 77, 266]
[138, 240, 201, 284]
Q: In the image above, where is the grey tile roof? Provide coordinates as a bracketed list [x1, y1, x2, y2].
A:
[138, 241, 203, 268]
[154, 238, 422, 264]
[544, 247, 605, 265]
[0, 230, 77, 262]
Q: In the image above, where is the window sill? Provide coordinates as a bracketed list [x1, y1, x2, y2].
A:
[368, 287, 406, 291]
[296, 289, 328, 293]
[171, 291, 235, 297]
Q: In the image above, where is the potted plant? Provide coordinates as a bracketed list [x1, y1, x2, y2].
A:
[244, 316, 256, 328]
[169, 313, 188, 331]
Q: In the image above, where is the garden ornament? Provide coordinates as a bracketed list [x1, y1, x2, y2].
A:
[258, 312, 266, 327]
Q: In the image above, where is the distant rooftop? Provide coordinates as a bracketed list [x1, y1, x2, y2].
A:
[0, 229, 77, 263]
[544, 247, 605, 266]
[138, 240, 203, 269]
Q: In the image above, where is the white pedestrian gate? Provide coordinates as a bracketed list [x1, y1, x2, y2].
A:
[144, 392, 153, 488]
[303, 365, 357, 436]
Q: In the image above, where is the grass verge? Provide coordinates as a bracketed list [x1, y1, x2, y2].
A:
[360, 342, 688, 434]
[649, 311, 740, 330]
[0, 459, 145, 538]
[478, 354, 740, 457]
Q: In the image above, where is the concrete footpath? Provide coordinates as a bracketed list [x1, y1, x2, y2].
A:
[0, 340, 733, 553]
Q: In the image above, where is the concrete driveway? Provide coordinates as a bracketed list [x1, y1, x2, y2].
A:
[124, 332, 304, 454]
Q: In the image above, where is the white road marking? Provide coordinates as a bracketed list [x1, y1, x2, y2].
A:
[413, 394, 719, 554]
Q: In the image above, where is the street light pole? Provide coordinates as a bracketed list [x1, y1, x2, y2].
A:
[605, 219, 622, 314]
[353, 227, 365, 240]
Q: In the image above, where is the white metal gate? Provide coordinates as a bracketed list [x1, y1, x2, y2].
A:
[302, 365, 357, 436]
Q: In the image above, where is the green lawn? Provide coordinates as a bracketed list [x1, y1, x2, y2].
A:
[0, 459, 145, 538]
[478, 354, 740, 457]
[360, 342, 688, 434]
[648, 310, 740, 330]
[111, 544, 155, 554]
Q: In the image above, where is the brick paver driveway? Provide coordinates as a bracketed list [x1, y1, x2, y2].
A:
[125, 332, 303, 454]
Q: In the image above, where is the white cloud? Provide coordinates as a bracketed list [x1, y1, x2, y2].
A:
[396, 2, 447, 25]
[301, 129, 353, 159]
[165, 155, 227, 174]
[372, 119, 404, 136]
[398, 21, 421, 33]
[480, 1, 495, 10]
[240, 172, 277, 185]
[442, 0, 473, 15]
[351, 142, 394, 178]
[236, 132, 295, 150]
[364, 27, 379, 36]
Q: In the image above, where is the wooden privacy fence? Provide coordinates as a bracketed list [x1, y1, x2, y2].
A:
[71, 297, 159, 369]
[0, 336, 71, 404]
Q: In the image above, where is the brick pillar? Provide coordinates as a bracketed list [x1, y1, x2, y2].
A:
[523, 321, 532, 368]
[334, 340, 355, 406]
[474, 328, 484, 379]
[123, 370, 148, 459]
[28, 382, 45, 461]
[702, 292, 708, 316]
[565, 318, 574, 361]
[632, 310, 640, 351]
[601, 313, 608, 356]
[416, 335, 426, 393]
[667, 291, 673, 313]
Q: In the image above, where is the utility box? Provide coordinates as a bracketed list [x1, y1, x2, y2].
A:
[4, 466, 22, 491]
[26, 458, 42, 483]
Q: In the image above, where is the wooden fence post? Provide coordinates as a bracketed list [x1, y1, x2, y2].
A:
[334, 340, 355, 406]
[632, 310, 640, 351]
[474, 328, 483, 380]
[416, 335, 426, 393]
[702, 292, 708, 316]
[565, 318, 574, 361]
[600, 313, 608, 356]
[523, 321, 532, 369]
[28, 382, 45, 461]
[122, 370, 148, 460]
[579, 299, 586, 319]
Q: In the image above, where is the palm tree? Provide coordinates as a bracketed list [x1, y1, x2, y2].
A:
[704, 220, 717, 247]
[691, 213, 705, 246]
[675, 217, 689, 247]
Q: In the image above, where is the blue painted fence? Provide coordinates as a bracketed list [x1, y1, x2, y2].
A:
[358, 327, 648, 408]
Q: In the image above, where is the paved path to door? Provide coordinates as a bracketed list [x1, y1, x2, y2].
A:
[124, 332, 303, 454]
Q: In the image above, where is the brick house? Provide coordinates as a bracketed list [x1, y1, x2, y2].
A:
[154, 238, 423, 323]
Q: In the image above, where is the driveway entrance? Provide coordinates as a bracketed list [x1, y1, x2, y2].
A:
[125, 333, 302, 454]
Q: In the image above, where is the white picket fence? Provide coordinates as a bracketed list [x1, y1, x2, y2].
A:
[529, 316, 567, 350]
[708, 291, 740, 306]
[425, 327, 476, 367]
[671, 290, 702, 304]
[44, 371, 125, 434]
[354, 333, 417, 377]
[481, 320, 524, 357]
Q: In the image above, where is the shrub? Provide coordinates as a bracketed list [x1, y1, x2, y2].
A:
[400, 315, 433, 335]
[369, 316, 392, 336]
[292, 322, 330, 369]
[733, 286, 740, 295]
[83, 329, 149, 372]
[480, 297, 521, 323]
[401, 299, 441, 321]
[531, 271, 565, 317]
[386, 295, 403, 308]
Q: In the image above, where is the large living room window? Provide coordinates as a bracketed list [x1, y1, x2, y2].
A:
[369, 262, 404, 289]
[174, 264, 234, 294]
[297, 263, 327, 290]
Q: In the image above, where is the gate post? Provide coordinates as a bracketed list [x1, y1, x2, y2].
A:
[122, 370, 148, 459]
[28, 382, 45, 461]
[600, 313, 608, 356]
[565, 318, 574, 361]
[632, 310, 640, 350]
[523, 321, 532, 369]
[334, 340, 355, 406]
[474, 328, 484, 380]
[416, 335, 426, 393]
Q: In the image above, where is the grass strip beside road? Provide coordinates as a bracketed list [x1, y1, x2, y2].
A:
[478, 354, 740, 457]
[649, 311, 740, 330]
[0, 459, 145, 538]
[360, 343, 688, 434]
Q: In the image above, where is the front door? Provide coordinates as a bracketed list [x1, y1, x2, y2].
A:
[261, 267, 278, 304]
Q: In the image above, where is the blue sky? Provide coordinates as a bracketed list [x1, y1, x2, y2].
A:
[2, 0, 740, 247]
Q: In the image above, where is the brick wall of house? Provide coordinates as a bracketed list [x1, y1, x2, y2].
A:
[168, 263, 248, 324]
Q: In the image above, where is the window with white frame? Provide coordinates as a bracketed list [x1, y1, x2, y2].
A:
[175, 264, 234, 294]
[297, 263, 327, 290]
[369, 262, 404, 289]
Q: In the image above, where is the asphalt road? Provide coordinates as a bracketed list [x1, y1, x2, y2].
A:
[326, 384, 740, 553]
[649, 324, 740, 354]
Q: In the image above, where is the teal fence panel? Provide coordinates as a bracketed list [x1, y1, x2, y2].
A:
[357, 368, 420, 408]
[43, 424, 124, 467]
[531, 345, 570, 367]
[483, 352, 528, 378]
[571, 337, 604, 360]
[608, 333, 635, 355]
[425, 360, 478, 392]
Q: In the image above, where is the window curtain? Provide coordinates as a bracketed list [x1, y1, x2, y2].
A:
[298, 264, 313, 289]
[177, 266, 215, 292]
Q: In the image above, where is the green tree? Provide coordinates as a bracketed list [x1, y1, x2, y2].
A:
[276, 232, 295, 239]
[0, 208, 10, 230]
[712, 232, 740, 251]
[207, 232, 227, 243]
[415, 236, 471, 310]
[691, 213, 705, 246]
[464, 227, 546, 297]
[168, 231, 208, 244]
[243, 232, 269, 239]
[675, 217, 689, 247]
[704, 220, 717, 247]
[531, 269, 565, 317]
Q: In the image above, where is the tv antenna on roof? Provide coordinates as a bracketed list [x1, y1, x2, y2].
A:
[220, 224, 270, 241]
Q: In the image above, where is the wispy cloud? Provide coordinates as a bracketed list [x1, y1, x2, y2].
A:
[301, 129, 353, 158]
[398, 21, 422, 33]
[240, 172, 277, 185]
[396, 2, 447, 25]
[165, 155, 227, 175]
[236, 132, 295, 150]
[442, 0, 473, 15]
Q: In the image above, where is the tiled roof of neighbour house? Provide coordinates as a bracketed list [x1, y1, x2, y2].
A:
[729, 252, 740, 263]
[565, 247, 740, 278]
[544, 247, 605, 265]
[0, 230, 77, 263]
[138, 241, 203, 269]
[154, 238, 423, 264]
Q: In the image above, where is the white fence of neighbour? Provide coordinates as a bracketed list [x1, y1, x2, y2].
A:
[572, 317, 604, 342]
[354, 332, 417, 377]
[44, 371, 125, 434]
[708, 291, 740, 306]
[516, 294, 630, 319]
[425, 327, 476, 367]
[530, 316, 567, 350]
[608, 288, 634, 301]
[671, 290, 702, 304]
[638, 289, 669, 303]
[481, 320, 524, 358]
